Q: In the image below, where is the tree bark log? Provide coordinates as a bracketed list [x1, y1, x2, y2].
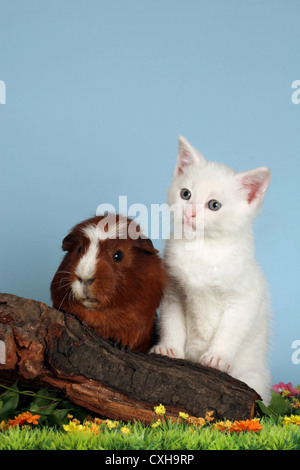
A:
[0, 293, 260, 424]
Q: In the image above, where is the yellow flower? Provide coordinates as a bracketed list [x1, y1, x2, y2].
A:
[63, 419, 102, 435]
[69, 418, 80, 425]
[120, 426, 130, 435]
[151, 419, 162, 428]
[63, 420, 85, 433]
[179, 412, 189, 420]
[154, 404, 166, 415]
[0, 420, 7, 431]
[105, 419, 119, 430]
[283, 414, 300, 426]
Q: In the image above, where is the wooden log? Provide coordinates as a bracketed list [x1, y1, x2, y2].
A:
[0, 293, 260, 424]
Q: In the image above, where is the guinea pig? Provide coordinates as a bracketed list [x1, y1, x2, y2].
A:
[50, 214, 166, 353]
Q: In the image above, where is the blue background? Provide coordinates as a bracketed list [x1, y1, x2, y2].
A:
[0, 0, 299, 387]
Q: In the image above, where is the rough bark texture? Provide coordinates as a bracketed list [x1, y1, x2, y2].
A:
[0, 293, 260, 423]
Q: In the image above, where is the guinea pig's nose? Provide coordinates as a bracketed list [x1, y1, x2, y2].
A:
[77, 276, 95, 286]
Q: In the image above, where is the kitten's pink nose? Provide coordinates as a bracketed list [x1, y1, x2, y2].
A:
[184, 204, 197, 219]
[184, 204, 204, 226]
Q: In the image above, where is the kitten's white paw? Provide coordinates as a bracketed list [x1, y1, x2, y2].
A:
[200, 353, 231, 373]
[150, 345, 183, 359]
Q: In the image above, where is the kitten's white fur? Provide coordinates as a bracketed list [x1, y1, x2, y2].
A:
[151, 136, 272, 403]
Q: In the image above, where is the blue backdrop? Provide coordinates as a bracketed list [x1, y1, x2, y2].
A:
[0, 0, 299, 387]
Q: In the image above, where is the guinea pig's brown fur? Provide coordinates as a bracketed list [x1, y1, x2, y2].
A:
[50, 214, 166, 352]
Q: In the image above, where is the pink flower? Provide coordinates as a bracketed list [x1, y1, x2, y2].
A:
[272, 382, 299, 397]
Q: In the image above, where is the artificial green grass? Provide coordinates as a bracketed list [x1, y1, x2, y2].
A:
[1, 418, 299, 450]
[1, 381, 300, 450]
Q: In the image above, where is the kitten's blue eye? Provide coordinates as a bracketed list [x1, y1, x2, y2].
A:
[180, 188, 191, 200]
[208, 200, 222, 211]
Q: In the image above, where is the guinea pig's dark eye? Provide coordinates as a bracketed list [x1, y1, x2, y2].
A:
[113, 250, 124, 262]
[208, 199, 222, 211]
[180, 188, 191, 200]
[77, 246, 82, 254]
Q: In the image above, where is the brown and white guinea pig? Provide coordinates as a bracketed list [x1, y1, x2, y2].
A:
[50, 214, 166, 353]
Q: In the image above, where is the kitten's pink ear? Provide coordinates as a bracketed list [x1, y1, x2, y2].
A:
[238, 166, 271, 204]
[174, 135, 205, 176]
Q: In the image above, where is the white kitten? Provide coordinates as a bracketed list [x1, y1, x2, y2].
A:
[151, 136, 272, 403]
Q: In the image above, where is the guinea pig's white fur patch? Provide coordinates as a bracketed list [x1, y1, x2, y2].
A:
[74, 216, 130, 287]
[75, 230, 99, 283]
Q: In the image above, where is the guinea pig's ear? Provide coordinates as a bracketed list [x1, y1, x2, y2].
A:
[62, 233, 77, 252]
[135, 236, 159, 255]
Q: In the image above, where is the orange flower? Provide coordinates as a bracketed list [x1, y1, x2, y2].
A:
[186, 411, 214, 428]
[205, 411, 214, 423]
[186, 416, 206, 427]
[230, 419, 263, 433]
[213, 418, 263, 433]
[213, 420, 233, 432]
[7, 411, 40, 428]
